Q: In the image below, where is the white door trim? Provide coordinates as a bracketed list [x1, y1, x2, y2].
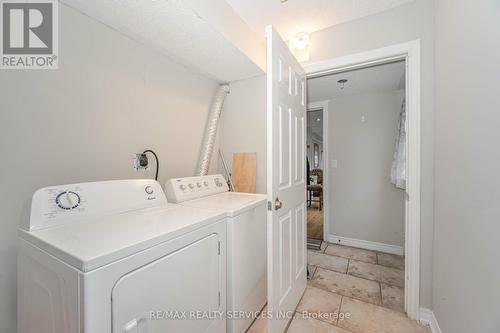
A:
[304, 40, 421, 320]
[307, 100, 329, 242]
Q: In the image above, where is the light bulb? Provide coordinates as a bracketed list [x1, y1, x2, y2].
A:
[293, 32, 310, 50]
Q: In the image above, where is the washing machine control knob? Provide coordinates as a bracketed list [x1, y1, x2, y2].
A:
[145, 186, 154, 195]
[188, 183, 195, 189]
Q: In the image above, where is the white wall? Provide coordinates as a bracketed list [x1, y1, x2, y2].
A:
[433, 1, 500, 332]
[328, 91, 405, 246]
[305, 0, 435, 308]
[218, 75, 267, 193]
[0, 4, 219, 332]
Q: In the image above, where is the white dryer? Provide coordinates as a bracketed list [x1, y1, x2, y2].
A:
[18, 179, 227, 333]
[165, 175, 267, 333]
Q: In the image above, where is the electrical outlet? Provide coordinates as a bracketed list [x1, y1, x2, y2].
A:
[133, 153, 149, 171]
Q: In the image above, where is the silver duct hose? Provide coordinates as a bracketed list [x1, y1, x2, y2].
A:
[197, 84, 230, 176]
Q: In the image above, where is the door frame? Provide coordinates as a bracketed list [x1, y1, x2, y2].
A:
[303, 40, 421, 320]
[306, 101, 330, 242]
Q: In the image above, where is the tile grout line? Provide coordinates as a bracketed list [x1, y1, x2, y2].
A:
[336, 295, 344, 327]
[379, 282, 383, 306]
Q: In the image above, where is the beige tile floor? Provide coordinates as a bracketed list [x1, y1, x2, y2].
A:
[247, 243, 429, 333]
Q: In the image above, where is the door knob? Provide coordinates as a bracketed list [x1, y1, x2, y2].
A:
[274, 197, 283, 210]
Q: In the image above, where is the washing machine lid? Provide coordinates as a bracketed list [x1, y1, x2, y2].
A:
[181, 192, 266, 217]
[20, 204, 226, 272]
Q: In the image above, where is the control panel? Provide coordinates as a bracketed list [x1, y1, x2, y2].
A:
[28, 179, 166, 231]
[164, 174, 229, 203]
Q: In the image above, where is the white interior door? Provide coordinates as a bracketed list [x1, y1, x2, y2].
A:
[266, 25, 307, 333]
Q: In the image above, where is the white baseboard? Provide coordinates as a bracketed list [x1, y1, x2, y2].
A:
[327, 234, 404, 255]
[419, 308, 442, 333]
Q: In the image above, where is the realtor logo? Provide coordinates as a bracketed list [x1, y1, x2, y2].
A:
[1, 0, 58, 69]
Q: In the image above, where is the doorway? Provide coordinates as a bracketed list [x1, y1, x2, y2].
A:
[306, 59, 408, 317]
[306, 108, 325, 242]
[304, 41, 421, 319]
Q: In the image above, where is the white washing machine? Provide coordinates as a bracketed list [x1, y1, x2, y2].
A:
[164, 174, 267, 333]
[18, 179, 228, 333]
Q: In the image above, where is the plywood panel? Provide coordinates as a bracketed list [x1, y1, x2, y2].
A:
[232, 152, 257, 193]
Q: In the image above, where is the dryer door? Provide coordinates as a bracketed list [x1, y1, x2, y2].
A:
[112, 234, 222, 333]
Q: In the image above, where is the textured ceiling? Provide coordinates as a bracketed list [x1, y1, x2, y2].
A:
[61, 0, 265, 82]
[308, 61, 405, 102]
[61, 0, 412, 82]
[225, 0, 413, 40]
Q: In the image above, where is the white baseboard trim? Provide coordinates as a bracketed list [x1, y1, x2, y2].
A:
[327, 234, 404, 255]
[419, 308, 442, 333]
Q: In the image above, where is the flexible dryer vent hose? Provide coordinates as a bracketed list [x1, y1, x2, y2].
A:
[197, 84, 230, 176]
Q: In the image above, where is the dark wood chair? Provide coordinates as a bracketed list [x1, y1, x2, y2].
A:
[311, 169, 323, 184]
[307, 169, 323, 210]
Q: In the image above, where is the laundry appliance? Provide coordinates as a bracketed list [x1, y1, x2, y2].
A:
[165, 174, 267, 333]
[18, 179, 227, 333]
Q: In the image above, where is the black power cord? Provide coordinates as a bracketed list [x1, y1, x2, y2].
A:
[143, 150, 159, 181]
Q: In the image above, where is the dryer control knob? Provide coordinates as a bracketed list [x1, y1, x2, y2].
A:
[55, 191, 81, 210]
